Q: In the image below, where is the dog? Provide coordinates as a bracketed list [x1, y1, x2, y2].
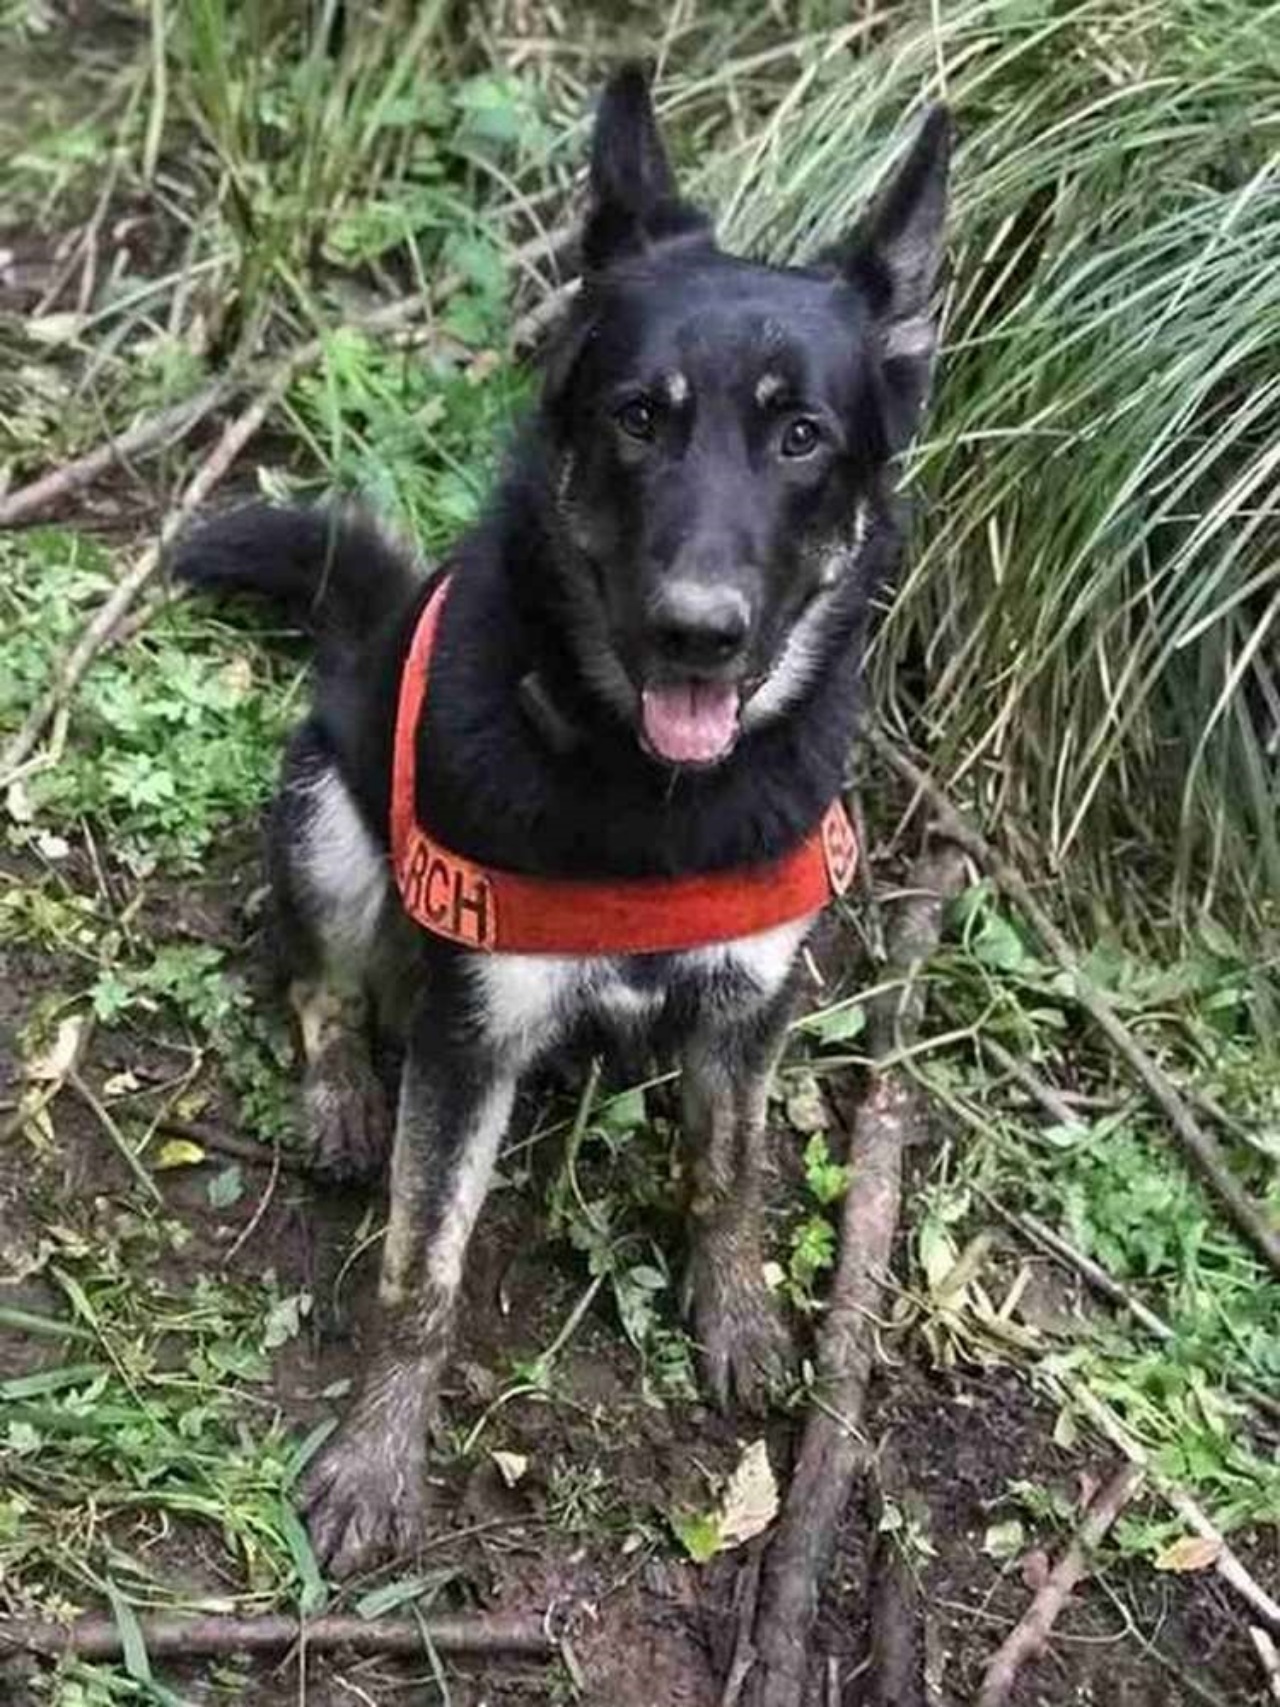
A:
[173, 67, 950, 1578]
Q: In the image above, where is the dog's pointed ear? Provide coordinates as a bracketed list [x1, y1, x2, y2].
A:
[830, 106, 953, 448]
[582, 65, 710, 271]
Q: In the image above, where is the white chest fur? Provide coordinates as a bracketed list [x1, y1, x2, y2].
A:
[471, 915, 814, 1059]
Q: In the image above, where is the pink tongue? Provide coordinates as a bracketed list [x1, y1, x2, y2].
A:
[641, 681, 740, 764]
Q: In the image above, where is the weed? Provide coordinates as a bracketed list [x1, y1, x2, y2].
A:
[907, 882, 1280, 1543]
[545, 1459, 615, 1536]
[3, 530, 298, 869]
[543, 1075, 699, 1404]
[285, 330, 531, 553]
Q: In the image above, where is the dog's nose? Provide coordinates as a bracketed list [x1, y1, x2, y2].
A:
[647, 581, 750, 671]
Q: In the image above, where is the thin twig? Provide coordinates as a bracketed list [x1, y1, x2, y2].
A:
[744, 842, 968, 1707]
[155, 1115, 307, 1173]
[980, 1194, 1175, 1343]
[222, 1134, 283, 1268]
[1069, 1379, 1280, 1632]
[968, 1029, 1082, 1129]
[0, 376, 238, 530]
[0, 1610, 554, 1661]
[1251, 1626, 1280, 1703]
[68, 1069, 161, 1205]
[974, 1463, 1145, 1707]
[867, 727, 1280, 1278]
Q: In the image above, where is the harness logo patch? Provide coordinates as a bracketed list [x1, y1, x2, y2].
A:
[399, 830, 497, 949]
[821, 801, 857, 895]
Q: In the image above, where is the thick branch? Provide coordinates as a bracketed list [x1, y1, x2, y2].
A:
[975, 1463, 1144, 1707]
[745, 842, 968, 1707]
[0, 1610, 553, 1662]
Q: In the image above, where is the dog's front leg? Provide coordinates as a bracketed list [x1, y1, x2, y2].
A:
[301, 1015, 517, 1577]
[682, 987, 796, 1410]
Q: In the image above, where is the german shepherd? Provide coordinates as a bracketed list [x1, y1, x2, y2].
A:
[174, 68, 950, 1577]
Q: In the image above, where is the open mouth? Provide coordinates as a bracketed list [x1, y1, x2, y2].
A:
[640, 680, 742, 766]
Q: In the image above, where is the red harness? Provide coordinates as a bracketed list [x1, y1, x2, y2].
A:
[389, 576, 857, 955]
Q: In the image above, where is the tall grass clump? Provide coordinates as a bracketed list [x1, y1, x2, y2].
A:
[667, 0, 1279, 942]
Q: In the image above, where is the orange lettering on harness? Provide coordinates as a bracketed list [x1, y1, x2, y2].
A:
[398, 829, 497, 949]
[424, 853, 452, 924]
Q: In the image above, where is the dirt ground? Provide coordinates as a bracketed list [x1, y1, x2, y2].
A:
[1, 846, 1271, 1706]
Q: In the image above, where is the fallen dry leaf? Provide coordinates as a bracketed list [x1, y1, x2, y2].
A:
[155, 1139, 206, 1170]
[1154, 1534, 1222, 1573]
[718, 1439, 778, 1548]
[491, 1450, 529, 1489]
[27, 1014, 88, 1083]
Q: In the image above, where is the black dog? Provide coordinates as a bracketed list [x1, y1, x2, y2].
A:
[175, 68, 950, 1577]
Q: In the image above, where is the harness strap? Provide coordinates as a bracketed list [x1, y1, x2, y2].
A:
[389, 575, 857, 955]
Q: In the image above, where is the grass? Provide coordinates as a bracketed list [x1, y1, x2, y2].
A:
[1, 2, 1278, 1701]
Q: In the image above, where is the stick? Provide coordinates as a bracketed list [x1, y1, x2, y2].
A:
[0, 1610, 553, 1661]
[866, 1457, 928, 1707]
[981, 1195, 1175, 1343]
[155, 1116, 306, 1174]
[974, 1462, 1144, 1707]
[866, 728, 1280, 1278]
[968, 1029, 1082, 1130]
[1069, 1380, 1280, 1632]
[0, 220, 573, 533]
[68, 1069, 161, 1205]
[1251, 1626, 1280, 1703]
[222, 1134, 282, 1267]
[0, 377, 238, 528]
[744, 842, 968, 1707]
[719, 1550, 764, 1707]
[510, 278, 578, 348]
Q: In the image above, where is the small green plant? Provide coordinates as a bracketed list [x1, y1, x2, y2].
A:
[3, 530, 298, 868]
[542, 1076, 698, 1403]
[781, 1133, 849, 1311]
[286, 329, 531, 553]
[87, 941, 295, 1144]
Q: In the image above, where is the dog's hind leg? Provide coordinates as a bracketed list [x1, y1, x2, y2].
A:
[300, 992, 521, 1574]
[681, 982, 798, 1411]
[271, 726, 393, 1181]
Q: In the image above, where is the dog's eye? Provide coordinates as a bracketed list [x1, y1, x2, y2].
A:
[780, 417, 822, 459]
[615, 398, 656, 441]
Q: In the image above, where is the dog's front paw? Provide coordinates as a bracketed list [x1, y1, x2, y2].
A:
[299, 1419, 430, 1577]
[304, 1044, 391, 1183]
[691, 1250, 796, 1412]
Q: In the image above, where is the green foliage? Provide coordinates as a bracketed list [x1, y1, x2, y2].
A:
[802, 1132, 849, 1206]
[2, 530, 296, 868]
[925, 883, 1280, 1536]
[0, 1218, 318, 1611]
[670, 0, 1280, 935]
[286, 329, 530, 554]
[544, 1079, 699, 1404]
[88, 941, 295, 1144]
[170, 4, 550, 319]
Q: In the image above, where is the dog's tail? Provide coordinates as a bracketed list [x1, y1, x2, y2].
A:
[170, 503, 423, 648]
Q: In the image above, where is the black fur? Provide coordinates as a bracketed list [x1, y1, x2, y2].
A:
[170, 69, 951, 1577]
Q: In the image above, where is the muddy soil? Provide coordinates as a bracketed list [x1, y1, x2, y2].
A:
[2, 863, 1272, 1705]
